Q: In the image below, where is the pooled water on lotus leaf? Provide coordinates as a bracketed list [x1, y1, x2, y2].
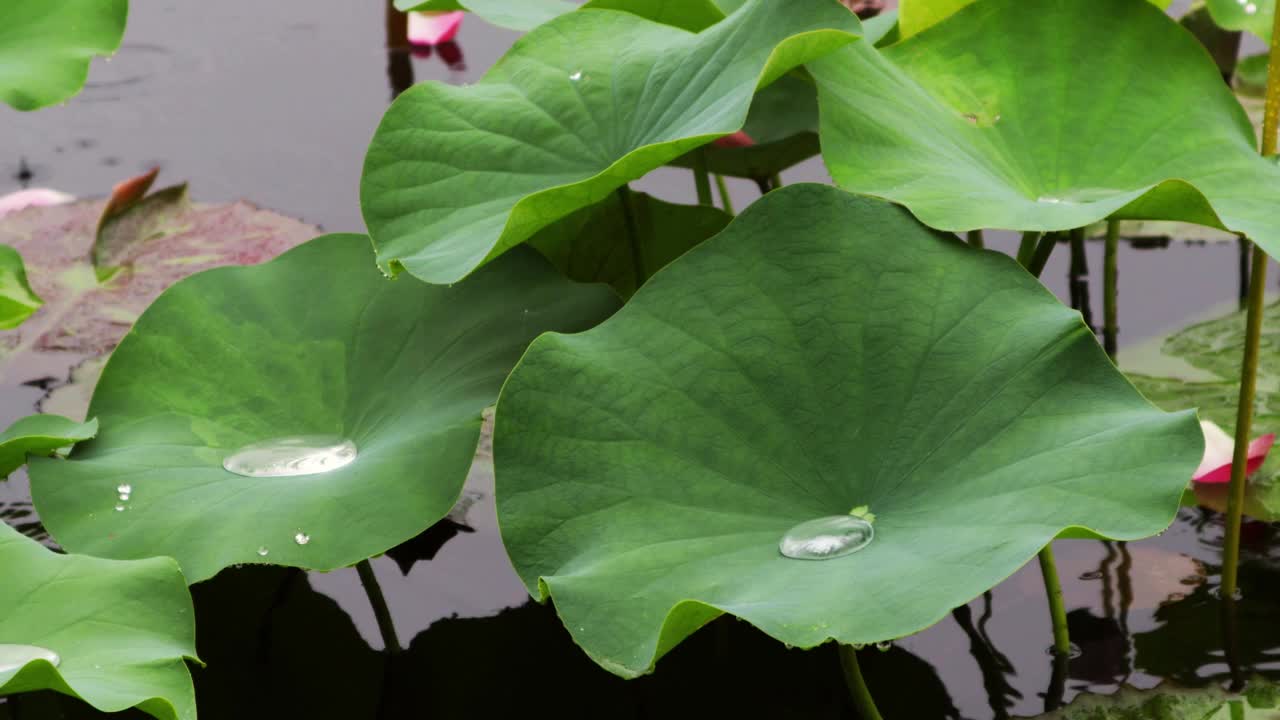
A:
[778, 515, 874, 560]
[221, 436, 357, 478]
[0, 645, 60, 673]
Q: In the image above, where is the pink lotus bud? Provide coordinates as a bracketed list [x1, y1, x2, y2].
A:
[714, 131, 756, 149]
[0, 188, 75, 218]
[1193, 420, 1275, 484]
[408, 11, 465, 46]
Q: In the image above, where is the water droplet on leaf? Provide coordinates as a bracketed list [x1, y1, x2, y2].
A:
[779, 516, 873, 560]
[0, 644, 60, 673]
[114, 503, 125, 512]
[222, 436, 357, 478]
[294, 532, 310, 546]
[257, 546, 269, 557]
[569, 70, 583, 81]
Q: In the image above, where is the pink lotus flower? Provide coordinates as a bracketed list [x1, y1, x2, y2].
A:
[0, 188, 74, 219]
[714, 131, 756, 149]
[408, 11, 465, 46]
[1193, 420, 1275, 484]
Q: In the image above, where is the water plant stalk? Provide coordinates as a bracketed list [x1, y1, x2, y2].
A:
[693, 149, 713, 206]
[1222, 0, 1280, 605]
[1037, 544, 1072, 658]
[714, 174, 735, 214]
[967, 229, 985, 249]
[770, 173, 784, 190]
[617, 186, 647, 286]
[1104, 220, 1119, 358]
[1068, 228, 1094, 330]
[1015, 231, 1041, 267]
[356, 558, 402, 654]
[838, 645, 885, 720]
[1026, 232, 1059, 278]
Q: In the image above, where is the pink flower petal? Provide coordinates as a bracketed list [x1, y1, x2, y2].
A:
[1192, 420, 1275, 484]
[0, 188, 75, 219]
[714, 131, 756, 149]
[408, 11, 465, 46]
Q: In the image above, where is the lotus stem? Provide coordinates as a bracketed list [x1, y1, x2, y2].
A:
[356, 558, 402, 654]
[967, 229, 985, 249]
[1238, 236, 1251, 309]
[771, 173, 784, 190]
[838, 644, 885, 720]
[1104, 220, 1119, 358]
[1025, 232, 1058, 277]
[693, 149, 713, 206]
[1015, 231, 1041, 267]
[714, 174, 735, 215]
[1068, 228, 1094, 330]
[1223, 0, 1280, 606]
[1037, 544, 1072, 659]
[616, 186, 647, 287]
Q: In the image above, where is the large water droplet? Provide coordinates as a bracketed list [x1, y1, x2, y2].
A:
[222, 436, 357, 478]
[0, 644, 61, 673]
[257, 546, 270, 557]
[116, 483, 132, 495]
[569, 70, 583, 81]
[294, 532, 311, 546]
[779, 515, 874, 560]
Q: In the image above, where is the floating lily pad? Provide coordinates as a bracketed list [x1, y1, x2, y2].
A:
[0, 184, 317, 382]
[0, 245, 40, 329]
[28, 234, 618, 583]
[1207, 0, 1275, 41]
[361, 0, 860, 284]
[495, 184, 1201, 678]
[1029, 680, 1267, 719]
[0, 415, 96, 479]
[0, 0, 128, 110]
[529, 191, 731, 298]
[812, 0, 1280, 257]
[0, 521, 196, 719]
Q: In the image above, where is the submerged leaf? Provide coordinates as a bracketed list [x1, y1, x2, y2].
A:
[0, 522, 197, 720]
[813, 0, 1280, 258]
[0, 415, 97, 478]
[0, 245, 41, 330]
[0, 0, 128, 110]
[28, 234, 619, 583]
[495, 184, 1201, 677]
[362, 0, 860, 284]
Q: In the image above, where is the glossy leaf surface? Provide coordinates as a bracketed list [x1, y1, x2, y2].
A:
[0, 415, 96, 479]
[0, 245, 40, 330]
[496, 184, 1201, 677]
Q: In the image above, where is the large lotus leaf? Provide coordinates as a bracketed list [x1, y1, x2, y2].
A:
[529, 191, 731, 298]
[495, 184, 1202, 678]
[0, 245, 39, 329]
[361, 0, 861, 285]
[0, 0, 128, 111]
[394, 0, 725, 32]
[0, 415, 96, 478]
[897, 0, 1172, 38]
[1207, 0, 1275, 41]
[812, 0, 1280, 257]
[0, 187, 316, 381]
[27, 234, 618, 583]
[0, 522, 196, 719]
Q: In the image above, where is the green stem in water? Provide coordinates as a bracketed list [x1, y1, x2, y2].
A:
[838, 645, 885, 720]
[1025, 232, 1059, 277]
[714, 174, 735, 215]
[356, 558, 402, 654]
[770, 173, 784, 190]
[967, 229, 985, 249]
[693, 149, 713, 206]
[1015, 231, 1042, 267]
[1223, 0, 1280, 605]
[1104, 220, 1119, 358]
[616, 186, 647, 289]
[1038, 544, 1072, 658]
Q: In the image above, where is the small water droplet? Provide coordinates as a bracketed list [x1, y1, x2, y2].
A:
[294, 532, 311, 546]
[0, 644, 60, 673]
[569, 70, 583, 81]
[779, 516, 874, 560]
[876, 641, 892, 652]
[114, 503, 126, 512]
[222, 436, 358, 478]
[851, 643, 867, 650]
[116, 484, 132, 495]
[257, 546, 270, 557]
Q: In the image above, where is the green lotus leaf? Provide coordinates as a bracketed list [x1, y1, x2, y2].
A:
[897, 0, 1172, 38]
[0, 522, 196, 719]
[529, 190, 731, 298]
[27, 234, 618, 583]
[812, 0, 1280, 258]
[361, 0, 861, 285]
[0, 414, 97, 479]
[0, 245, 40, 330]
[394, 0, 725, 32]
[494, 184, 1202, 678]
[0, 0, 128, 111]
[1236, 53, 1270, 97]
[1031, 681, 1251, 719]
[1207, 0, 1274, 40]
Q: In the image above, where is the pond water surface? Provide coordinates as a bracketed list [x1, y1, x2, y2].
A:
[2, 2, 1279, 718]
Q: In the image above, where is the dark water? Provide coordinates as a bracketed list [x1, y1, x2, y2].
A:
[3, 2, 1280, 718]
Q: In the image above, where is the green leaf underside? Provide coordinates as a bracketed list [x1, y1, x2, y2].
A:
[0, 196, 317, 381]
[812, 0, 1280, 259]
[392, 0, 726, 32]
[1207, 0, 1275, 41]
[0, 415, 97, 478]
[529, 191, 731, 298]
[0, 522, 196, 720]
[28, 234, 619, 583]
[361, 0, 861, 285]
[495, 184, 1201, 678]
[0, 245, 41, 330]
[0, 0, 128, 110]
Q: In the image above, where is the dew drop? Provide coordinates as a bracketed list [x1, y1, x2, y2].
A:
[569, 70, 583, 81]
[222, 436, 357, 478]
[116, 483, 132, 495]
[294, 532, 311, 546]
[0, 644, 60, 673]
[876, 641, 892, 652]
[779, 515, 874, 560]
[114, 503, 126, 512]
[257, 546, 270, 557]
